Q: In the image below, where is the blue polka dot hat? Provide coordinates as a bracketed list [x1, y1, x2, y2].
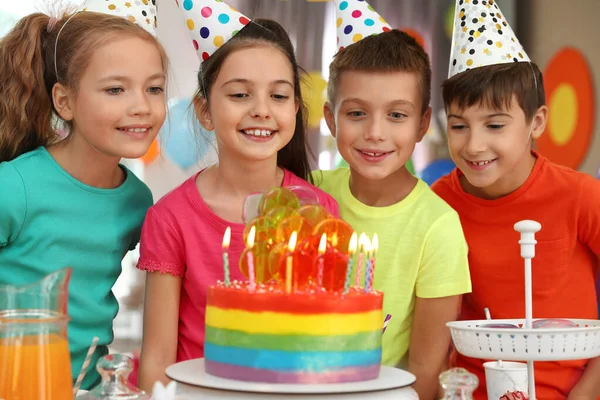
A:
[334, 0, 392, 53]
[78, 0, 157, 36]
[448, 0, 530, 78]
[177, 0, 251, 61]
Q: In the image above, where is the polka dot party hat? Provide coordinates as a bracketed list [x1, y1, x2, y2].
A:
[334, 0, 392, 53]
[448, 0, 530, 79]
[78, 0, 157, 36]
[177, 0, 251, 61]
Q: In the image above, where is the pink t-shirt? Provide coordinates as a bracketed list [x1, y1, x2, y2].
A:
[137, 170, 339, 362]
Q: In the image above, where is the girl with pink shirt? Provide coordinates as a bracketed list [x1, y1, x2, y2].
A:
[136, 3, 339, 390]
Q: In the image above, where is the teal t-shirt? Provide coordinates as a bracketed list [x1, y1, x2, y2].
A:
[0, 147, 153, 389]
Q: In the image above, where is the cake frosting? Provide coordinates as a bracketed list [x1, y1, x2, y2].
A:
[205, 283, 383, 383]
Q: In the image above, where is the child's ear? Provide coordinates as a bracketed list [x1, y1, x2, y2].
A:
[530, 105, 548, 140]
[417, 106, 432, 142]
[323, 102, 336, 138]
[193, 97, 214, 131]
[52, 83, 74, 122]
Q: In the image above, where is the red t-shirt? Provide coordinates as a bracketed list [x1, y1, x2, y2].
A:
[432, 152, 600, 399]
[137, 169, 339, 362]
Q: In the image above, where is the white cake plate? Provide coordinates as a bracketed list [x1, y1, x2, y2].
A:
[166, 358, 416, 394]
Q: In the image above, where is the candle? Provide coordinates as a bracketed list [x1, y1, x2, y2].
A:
[344, 232, 358, 294]
[286, 231, 297, 294]
[222, 227, 231, 287]
[246, 225, 256, 291]
[369, 233, 378, 292]
[317, 233, 327, 287]
[363, 239, 372, 292]
[354, 233, 367, 288]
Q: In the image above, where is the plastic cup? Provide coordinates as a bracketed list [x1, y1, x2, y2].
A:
[484, 361, 528, 399]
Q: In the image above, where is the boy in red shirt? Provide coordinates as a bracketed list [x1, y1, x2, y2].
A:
[433, 0, 600, 398]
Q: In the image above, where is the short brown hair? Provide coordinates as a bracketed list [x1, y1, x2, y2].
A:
[442, 62, 545, 122]
[0, 11, 168, 162]
[327, 30, 431, 114]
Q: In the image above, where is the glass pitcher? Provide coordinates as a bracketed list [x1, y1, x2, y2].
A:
[0, 268, 73, 400]
[439, 367, 479, 400]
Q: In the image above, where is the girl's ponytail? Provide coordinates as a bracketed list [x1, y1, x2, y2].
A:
[0, 13, 58, 162]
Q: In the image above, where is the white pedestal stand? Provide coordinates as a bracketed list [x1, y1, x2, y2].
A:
[447, 220, 600, 399]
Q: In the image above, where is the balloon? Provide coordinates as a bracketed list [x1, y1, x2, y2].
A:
[140, 139, 160, 165]
[159, 98, 212, 169]
[445, 4, 455, 40]
[334, 153, 416, 175]
[420, 159, 455, 186]
[300, 71, 328, 129]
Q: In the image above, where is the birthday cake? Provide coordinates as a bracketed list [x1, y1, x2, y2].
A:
[204, 187, 384, 384]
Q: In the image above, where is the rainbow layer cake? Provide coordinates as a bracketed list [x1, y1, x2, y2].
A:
[206, 187, 384, 384]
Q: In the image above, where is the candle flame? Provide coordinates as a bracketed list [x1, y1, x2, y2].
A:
[371, 233, 378, 253]
[247, 225, 256, 248]
[363, 236, 371, 253]
[358, 232, 368, 250]
[318, 233, 327, 255]
[288, 231, 298, 252]
[349, 232, 358, 254]
[222, 227, 231, 249]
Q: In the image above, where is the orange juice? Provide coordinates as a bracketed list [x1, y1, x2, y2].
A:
[0, 333, 73, 400]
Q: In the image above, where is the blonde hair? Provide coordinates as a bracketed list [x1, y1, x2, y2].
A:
[0, 11, 168, 162]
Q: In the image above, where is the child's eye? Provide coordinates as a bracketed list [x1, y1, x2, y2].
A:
[488, 124, 504, 130]
[449, 124, 467, 131]
[149, 86, 164, 94]
[229, 93, 249, 99]
[272, 94, 290, 100]
[389, 112, 406, 120]
[106, 87, 123, 95]
[347, 111, 365, 118]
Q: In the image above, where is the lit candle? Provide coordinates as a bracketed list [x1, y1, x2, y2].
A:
[363, 239, 372, 292]
[369, 233, 378, 292]
[246, 225, 256, 291]
[286, 231, 297, 294]
[344, 232, 358, 294]
[317, 233, 327, 287]
[355, 233, 367, 288]
[222, 227, 231, 287]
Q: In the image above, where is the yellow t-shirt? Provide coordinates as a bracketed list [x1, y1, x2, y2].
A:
[313, 168, 472, 367]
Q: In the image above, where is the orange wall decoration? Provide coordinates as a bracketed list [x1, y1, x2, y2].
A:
[141, 139, 160, 165]
[537, 47, 595, 169]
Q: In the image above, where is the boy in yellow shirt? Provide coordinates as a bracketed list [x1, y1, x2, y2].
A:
[313, 1, 472, 398]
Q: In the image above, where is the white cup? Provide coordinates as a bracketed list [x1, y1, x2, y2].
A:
[483, 361, 528, 399]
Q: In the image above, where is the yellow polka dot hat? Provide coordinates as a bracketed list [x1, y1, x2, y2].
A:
[448, 0, 530, 78]
[334, 0, 392, 53]
[177, 0, 251, 61]
[78, 0, 157, 35]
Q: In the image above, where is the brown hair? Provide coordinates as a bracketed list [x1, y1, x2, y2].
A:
[195, 19, 313, 182]
[327, 30, 432, 114]
[442, 62, 545, 122]
[0, 11, 168, 162]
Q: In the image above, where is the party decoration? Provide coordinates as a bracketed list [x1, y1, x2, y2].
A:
[177, 0, 251, 61]
[159, 98, 212, 170]
[301, 71, 328, 129]
[79, 0, 157, 35]
[222, 227, 231, 286]
[448, 0, 529, 79]
[420, 158, 455, 186]
[240, 186, 371, 292]
[334, 0, 391, 52]
[537, 47, 594, 169]
[140, 139, 160, 165]
[444, 4, 455, 40]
